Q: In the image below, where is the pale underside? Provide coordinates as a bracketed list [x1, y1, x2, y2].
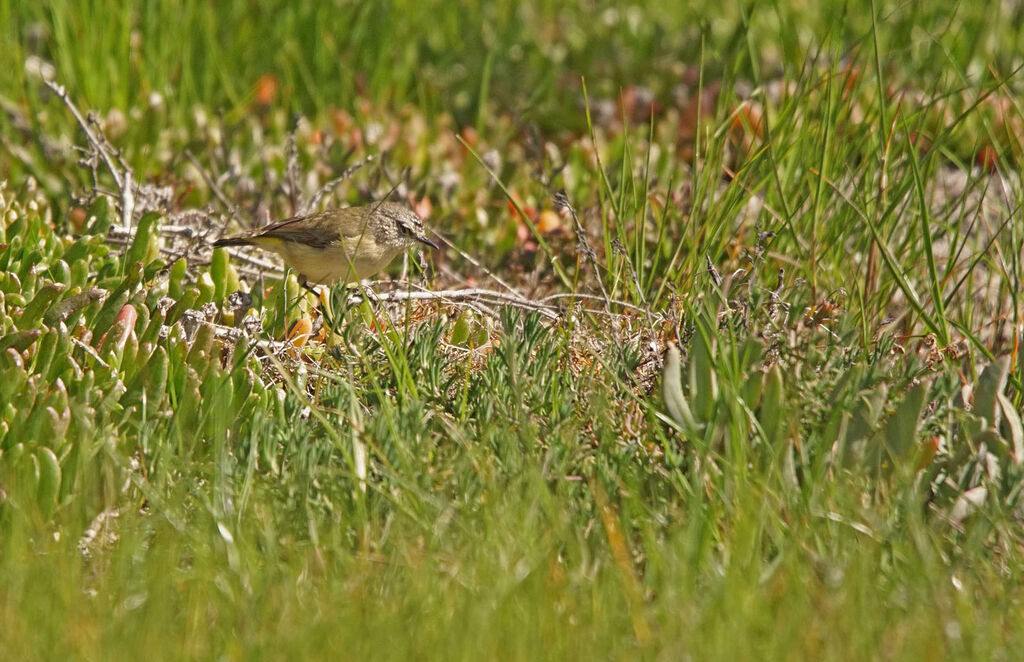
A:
[258, 235, 404, 284]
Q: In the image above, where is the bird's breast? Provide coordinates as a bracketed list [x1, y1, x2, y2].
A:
[268, 236, 402, 284]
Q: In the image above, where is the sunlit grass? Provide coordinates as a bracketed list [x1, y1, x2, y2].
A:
[1, 1, 1023, 660]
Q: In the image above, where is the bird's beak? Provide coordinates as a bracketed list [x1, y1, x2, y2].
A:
[416, 234, 439, 250]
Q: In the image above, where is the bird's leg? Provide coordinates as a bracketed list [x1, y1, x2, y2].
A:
[299, 275, 339, 332]
[298, 274, 317, 298]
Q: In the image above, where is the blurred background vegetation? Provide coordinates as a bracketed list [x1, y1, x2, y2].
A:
[3, 0, 1022, 158]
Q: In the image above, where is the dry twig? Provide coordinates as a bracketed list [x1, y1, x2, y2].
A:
[44, 79, 135, 228]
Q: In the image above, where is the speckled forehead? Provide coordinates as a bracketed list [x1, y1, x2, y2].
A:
[384, 205, 422, 228]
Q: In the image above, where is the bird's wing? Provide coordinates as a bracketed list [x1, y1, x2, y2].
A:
[253, 209, 368, 248]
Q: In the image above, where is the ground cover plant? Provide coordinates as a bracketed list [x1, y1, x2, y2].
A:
[1, 0, 1023, 659]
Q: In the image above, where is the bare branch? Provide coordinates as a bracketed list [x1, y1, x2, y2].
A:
[347, 286, 561, 320]
[44, 79, 125, 190]
[432, 230, 528, 301]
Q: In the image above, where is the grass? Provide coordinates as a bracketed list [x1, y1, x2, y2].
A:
[1, 0, 1024, 660]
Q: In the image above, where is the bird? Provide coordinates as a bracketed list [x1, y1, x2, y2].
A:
[212, 201, 438, 288]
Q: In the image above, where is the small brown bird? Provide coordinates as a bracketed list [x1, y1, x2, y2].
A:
[213, 202, 438, 287]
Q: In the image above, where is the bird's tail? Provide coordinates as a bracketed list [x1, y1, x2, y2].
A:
[212, 236, 253, 248]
